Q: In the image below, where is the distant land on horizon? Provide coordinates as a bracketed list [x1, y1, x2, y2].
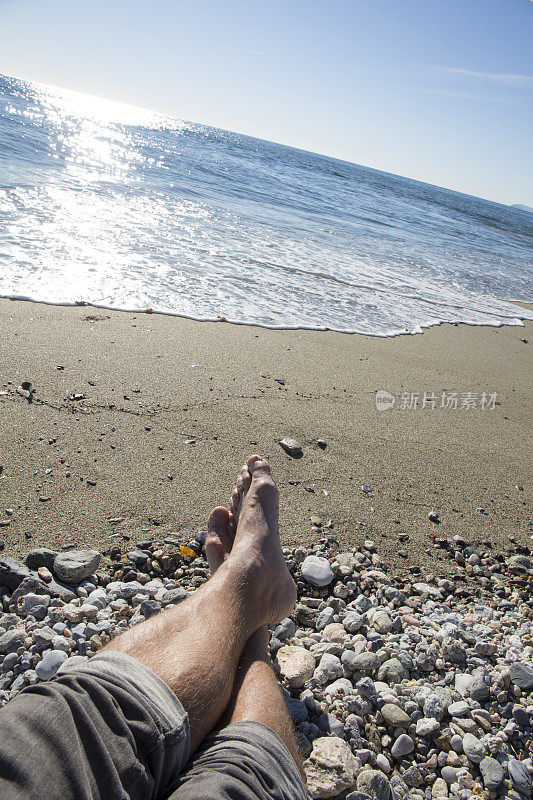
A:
[511, 204, 533, 213]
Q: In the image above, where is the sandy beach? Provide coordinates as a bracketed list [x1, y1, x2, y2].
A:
[0, 298, 531, 574]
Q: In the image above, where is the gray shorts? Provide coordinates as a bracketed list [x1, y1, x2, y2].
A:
[0, 651, 307, 800]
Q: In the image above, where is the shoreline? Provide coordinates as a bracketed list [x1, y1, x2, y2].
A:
[0, 297, 531, 575]
[1, 294, 532, 338]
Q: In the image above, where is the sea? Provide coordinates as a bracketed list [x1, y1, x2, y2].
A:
[1, 73, 532, 336]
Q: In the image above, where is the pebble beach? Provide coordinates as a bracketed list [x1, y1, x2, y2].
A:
[0, 298, 532, 799]
[0, 527, 531, 799]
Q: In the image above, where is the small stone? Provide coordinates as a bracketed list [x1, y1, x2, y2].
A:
[279, 438, 303, 458]
[474, 640, 497, 656]
[24, 593, 50, 615]
[507, 554, 532, 574]
[402, 765, 424, 788]
[356, 769, 391, 800]
[160, 587, 189, 606]
[53, 550, 101, 583]
[273, 618, 297, 641]
[301, 556, 333, 587]
[315, 607, 335, 630]
[448, 700, 470, 716]
[508, 757, 532, 796]
[391, 734, 414, 758]
[416, 717, 440, 736]
[479, 756, 504, 790]
[443, 638, 467, 664]
[377, 658, 406, 684]
[140, 599, 161, 618]
[424, 694, 445, 721]
[0, 557, 32, 590]
[509, 662, 533, 691]
[276, 646, 316, 689]
[304, 736, 359, 799]
[0, 629, 25, 654]
[343, 611, 364, 633]
[450, 734, 463, 753]
[313, 653, 343, 685]
[375, 754, 390, 774]
[37, 567, 53, 582]
[513, 705, 530, 726]
[372, 610, 392, 634]
[431, 777, 448, 798]
[428, 510, 439, 523]
[35, 650, 68, 680]
[25, 548, 59, 570]
[318, 713, 345, 737]
[462, 733, 486, 764]
[412, 582, 442, 599]
[350, 652, 381, 672]
[380, 703, 410, 728]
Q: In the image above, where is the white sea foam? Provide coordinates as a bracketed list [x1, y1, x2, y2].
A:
[0, 75, 531, 336]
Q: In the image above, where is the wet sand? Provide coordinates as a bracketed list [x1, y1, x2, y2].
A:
[0, 298, 531, 575]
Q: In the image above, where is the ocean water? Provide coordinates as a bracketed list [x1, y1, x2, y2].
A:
[1, 74, 532, 336]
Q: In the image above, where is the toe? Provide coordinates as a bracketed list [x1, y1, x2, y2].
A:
[246, 454, 271, 474]
[240, 465, 252, 491]
[229, 487, 240, 516]
[206, 506, 231, 573]
[208, 506, 230, 535]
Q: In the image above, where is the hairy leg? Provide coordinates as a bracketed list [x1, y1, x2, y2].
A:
[206, 470, 305, 781]
[100, 456, 296, 756]
[221, 628, 305, 781]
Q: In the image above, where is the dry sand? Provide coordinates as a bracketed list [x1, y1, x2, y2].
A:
[0, 298, 531, 575]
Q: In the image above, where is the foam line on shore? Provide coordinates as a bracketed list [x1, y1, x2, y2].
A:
[1, 293, 532, 338]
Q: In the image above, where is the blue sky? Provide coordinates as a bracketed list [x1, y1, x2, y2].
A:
[1, 0, 532, 205]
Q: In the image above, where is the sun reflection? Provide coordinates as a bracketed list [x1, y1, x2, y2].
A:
[1, 75, 532, 335]
[28, 79, 168, 127]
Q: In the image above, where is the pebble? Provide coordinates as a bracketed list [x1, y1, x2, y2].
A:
[301, 555, 333, 587]
[510, 661, 533, 691]
[276, 646, 315, 688]
[53, 550, 101, 583]
[508, 758, 532, 797]
[304, 736, 359, 799]
[35, 650, 68, 680]
[356, 769, 392, 800]
[0, 532, 532, 800]
[313, 653, 343, 684]
[479, 756, 504, 790]
[431, 777, 449, 797]
[279, 438, 303, 458]
[381, 703, 411, 728]
[462, 733, 486, 764]
[391, 734, 414, 758]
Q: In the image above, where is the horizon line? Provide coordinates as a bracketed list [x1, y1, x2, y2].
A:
[1, 70, 530, 210]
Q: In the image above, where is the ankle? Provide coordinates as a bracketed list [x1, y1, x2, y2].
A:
[240, 628, 270, 665]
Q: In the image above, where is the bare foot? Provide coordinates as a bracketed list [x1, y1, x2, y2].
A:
[229, 455, 297, 624]
[206, 461, 251, 573]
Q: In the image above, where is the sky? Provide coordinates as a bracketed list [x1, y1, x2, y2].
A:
[1, 0, 532, 206]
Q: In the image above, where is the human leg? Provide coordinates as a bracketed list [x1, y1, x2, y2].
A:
[100, 456, 297, 755]
[205, 472, 305, 782]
